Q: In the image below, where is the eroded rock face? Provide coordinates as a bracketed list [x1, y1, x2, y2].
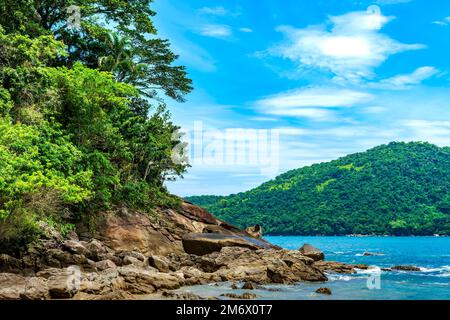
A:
[299, 244, 325, 261]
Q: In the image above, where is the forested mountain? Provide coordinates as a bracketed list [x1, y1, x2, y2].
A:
[187, 142, 450, 236]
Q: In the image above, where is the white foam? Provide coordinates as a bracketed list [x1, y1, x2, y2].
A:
[327, 274, 355, 281]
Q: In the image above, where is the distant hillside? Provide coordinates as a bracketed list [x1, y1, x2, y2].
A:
[187, 142, 450, 236]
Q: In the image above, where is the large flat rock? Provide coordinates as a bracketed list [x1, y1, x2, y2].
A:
[182, 233, 277, 256]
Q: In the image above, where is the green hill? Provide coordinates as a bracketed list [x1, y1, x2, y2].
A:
[187, 142, 450, 236]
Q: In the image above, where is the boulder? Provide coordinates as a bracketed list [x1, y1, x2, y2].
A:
[182, 233, 275, 256]
[316, 287, 332, 295]
[62, 240, 89, 256]
[47, 268, 81, 299]
[242, 281, 259, 290]
[148, 255, 170, 273]
[21, 277, 50, 300]
[118, 265, 182, 294]
[0, 273, 27, 299]
[299, 244, 324, 261]
[94, 260, 116, 271]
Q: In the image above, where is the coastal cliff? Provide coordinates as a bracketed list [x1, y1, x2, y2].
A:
[0, 201, 364, 300]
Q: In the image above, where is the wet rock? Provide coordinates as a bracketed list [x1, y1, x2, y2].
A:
[220, 292, 258, 299]
[299, 244, 324, 261]
[363, 252, 384, 256]
[242, 281, 259, 290]
[313, 261, 356, 274]
[391, 265, 421, 272]
[316, 287, 332, 295]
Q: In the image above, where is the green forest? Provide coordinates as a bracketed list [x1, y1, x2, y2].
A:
[188, 142, 450, 236]
[0, 0, 191, 248]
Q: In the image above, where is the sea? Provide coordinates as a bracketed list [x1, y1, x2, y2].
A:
[177, 236, 450, 300]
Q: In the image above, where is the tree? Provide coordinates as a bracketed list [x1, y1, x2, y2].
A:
[0, 0, 193, 101]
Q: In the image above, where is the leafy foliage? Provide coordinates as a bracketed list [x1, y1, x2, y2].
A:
[0, 1, 190, 245]
[188, 142, 450, 236]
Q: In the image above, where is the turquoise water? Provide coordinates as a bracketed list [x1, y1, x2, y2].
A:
[179, 236, 450, 300]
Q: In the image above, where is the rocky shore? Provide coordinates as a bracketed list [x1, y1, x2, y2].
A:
[0, 201, 369, 300]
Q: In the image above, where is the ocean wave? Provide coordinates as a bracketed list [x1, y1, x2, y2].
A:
[355, 266, 382, 274]
[419, 266, 450, 273]
[327, 274, 355, 281]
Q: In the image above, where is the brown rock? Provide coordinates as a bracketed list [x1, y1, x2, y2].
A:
[95, 211, 180, 256]
[313, 261, 356, 274]
[242, 281, 259, 290]
[391, 265, 421, 272]
[21, 277, 50, 300]
[0, 254, 22, 273]
[62, 240, 89, 256]
[245, 225, 263, 238]
[316, 287, 332, 295]
[0, 273, 27, 300]
[182, 233, 275, 256]
[94, 259, 116, 271]
[220, 292, 258, 299]
[148, 255, 170, 273]
[118, 265, 183, 294]
[47, 268, 80, 299]
[299, 244, 325, 261]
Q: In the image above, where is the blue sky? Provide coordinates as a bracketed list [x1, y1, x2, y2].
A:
[153, 0, 450, 196]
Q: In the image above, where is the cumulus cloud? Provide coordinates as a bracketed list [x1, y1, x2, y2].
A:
[269, 9, 425, 82]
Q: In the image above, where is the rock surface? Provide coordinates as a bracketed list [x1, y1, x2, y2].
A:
[0, 201, 363, 300]
[299, 244, 325, 261]
[182, 233, 278, 256]
[391, 265, 421, 272]
[316, 287, 332, 295]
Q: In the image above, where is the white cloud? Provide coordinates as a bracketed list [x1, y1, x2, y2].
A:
[400, 120, 450, 145]
[432, 16, 450, 26]
[370, 66, 439, 90]
[198, 24, 232, 38]
[239, 27, 253, 33]
[269, 9, 425, 82]
[198, 6, 229, 16]
[256, 87, 373, 108]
